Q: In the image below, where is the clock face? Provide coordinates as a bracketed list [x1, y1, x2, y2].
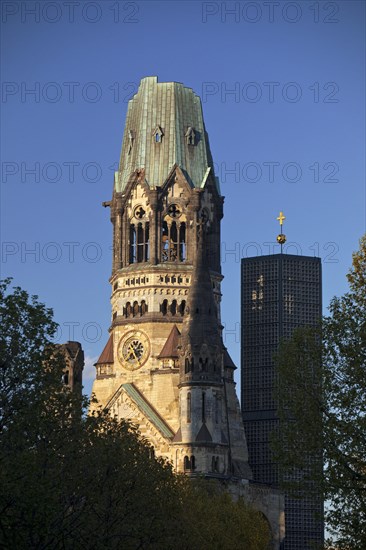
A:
[118, 330, 150, 370]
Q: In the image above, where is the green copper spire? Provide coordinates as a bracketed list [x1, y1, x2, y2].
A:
[115, 76, 219, 193]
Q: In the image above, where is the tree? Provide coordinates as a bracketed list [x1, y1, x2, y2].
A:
[273, 236, 366, 549]
[0, 279, 182, 548]
[0, 279, 271, 549]
[179, 479, 271, 550]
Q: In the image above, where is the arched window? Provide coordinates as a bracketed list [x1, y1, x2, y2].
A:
[185, 358, 190, 373]
[179, 300, 186, 316]
[153, 126, 163, 143]
[133, 301, 139, 316]
[185, 126, 195, 145]
[170, 222, 178, 261]
[211, 456, 220, 473]
[137, 223, 144, 262]
[171, 299, 177, 315]
[215, 396, 219, 424]
[129, 224, 136, 263]
[63, 370, 69, 385]
[161, 220, 186, 263]
[130, 221, 149, 264]
[145, 223, 150, 261]
[161, 299, 168, 315]
[202, 391, 206, 422]
[191, 456, 196, 470]
[162, 221, 169, 262]
[141, 300, 147, 315]
[184, 456, 191, 471]
[179, 222, 186, 261]
[187, 392, 191, 423]
[202, 392, 206, 423]
[126, 302, 131, 317]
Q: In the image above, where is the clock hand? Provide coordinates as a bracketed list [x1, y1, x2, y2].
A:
[128, 344, 141, 366]
[126, 345, 134, 360]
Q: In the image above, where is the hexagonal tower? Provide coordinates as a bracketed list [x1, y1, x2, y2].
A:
[91, 76, 251, 478]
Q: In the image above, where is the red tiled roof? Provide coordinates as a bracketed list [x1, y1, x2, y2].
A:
[95, 334, 113, 365]
[157, 325, 180, 359]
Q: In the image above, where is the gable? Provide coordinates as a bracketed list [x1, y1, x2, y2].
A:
[106, 383, 175, 442]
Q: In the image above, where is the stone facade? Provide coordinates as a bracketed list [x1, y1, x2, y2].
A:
[57, 340, 84, 394]
[91, 76, 284, 547]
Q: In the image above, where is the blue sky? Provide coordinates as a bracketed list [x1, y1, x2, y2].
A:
[1, 0, 365, 396]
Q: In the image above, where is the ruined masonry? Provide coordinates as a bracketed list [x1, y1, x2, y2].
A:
[90, 76, 284, 546]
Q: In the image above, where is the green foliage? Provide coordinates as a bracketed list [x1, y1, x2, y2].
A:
[0, 279, 270, 549]
[273, 236, 366, 549]
[178, 478, 271, 549]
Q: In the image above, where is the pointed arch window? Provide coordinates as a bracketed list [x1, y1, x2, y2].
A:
[133, 301, 139, 317]
[141, 300, 147, 315]
[153, 125, 163, 143]
[187, 392, 191, 423]
[137, 223, 144, 262]
[161, 219, 186, 263]
[179, 222, 186, 261]
[185, 354, 194, 373]
[185, 126, 196, 145]
[179, 300, 186, 316]
[185, 358, 190, 373]
[144, 223, 150, 261]
[129, 224, 136, 263]
[161, 299, 168, 315]
[129, 221, 149, 264]
[125, 302, 131, 317]
[212, 456, 219, 472]
[215, 395, 219, 424]
[170, 222, 178, 254]
[183, 455, 196, 472]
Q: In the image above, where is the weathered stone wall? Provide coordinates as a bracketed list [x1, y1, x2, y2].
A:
[90, 76, 284, 546]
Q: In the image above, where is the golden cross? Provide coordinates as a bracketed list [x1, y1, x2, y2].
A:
[277, 211, 286, 226]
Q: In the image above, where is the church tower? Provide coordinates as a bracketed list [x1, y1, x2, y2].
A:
[91, 77, 285, 545]
[91, 76, 251, 478]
